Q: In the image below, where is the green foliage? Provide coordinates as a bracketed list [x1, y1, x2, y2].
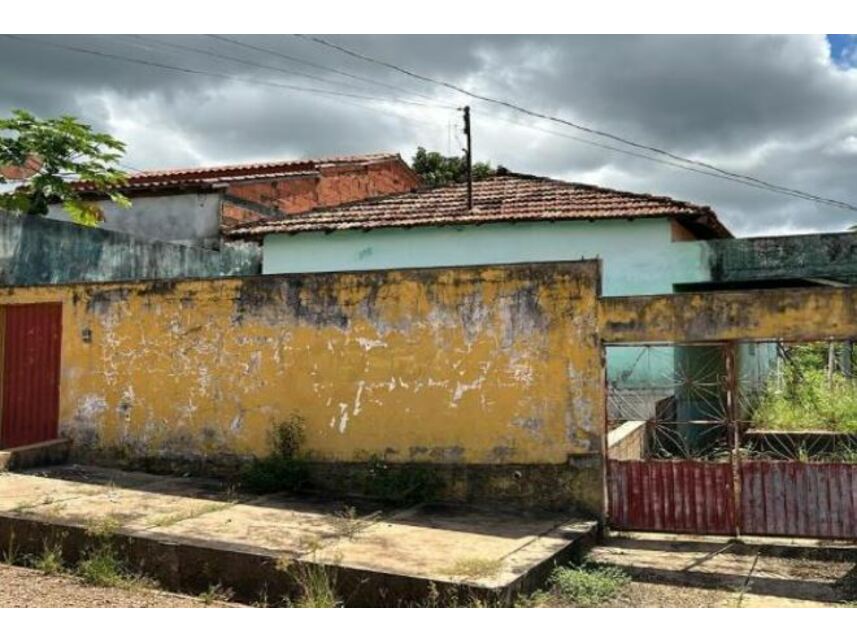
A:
[548, 562, 629, 607]
[199, 583, 234, 605]
[76, 543, 128, 587]
[363, 456, 444, 505]
[0, 109, 130, 226]
[411, 146, 493, 187]
[276, 554, 341, 608]
[31, 542, 65, 575]
[241, 415, 310, 494]
[752, 344, 857, 433]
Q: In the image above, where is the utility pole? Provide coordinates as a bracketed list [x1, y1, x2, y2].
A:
[462, 105, 473, 211]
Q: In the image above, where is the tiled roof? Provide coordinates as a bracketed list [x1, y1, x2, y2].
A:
[226, 171, 730, 238]
[72, 153, 406, 192]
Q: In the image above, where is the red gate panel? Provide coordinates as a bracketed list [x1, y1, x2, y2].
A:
[608, 460, 736, 535]
[1, 303, 63, 449]
[741, 461, 857, 539]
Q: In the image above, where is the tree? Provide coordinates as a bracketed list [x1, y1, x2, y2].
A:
[411, 147, 494, 188]
[0, 109, 130, 226]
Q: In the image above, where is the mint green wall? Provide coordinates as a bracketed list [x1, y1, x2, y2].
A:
[262, 218, 711, 297]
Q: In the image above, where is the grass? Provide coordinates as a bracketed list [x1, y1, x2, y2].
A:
[147, 501, 234, 528]
[199, 583, 234, 605]
[31, 542, 65, 575]
[276, 557, 341, 608]
[76, 515, 154, 590]
[442, 557, 504, 580]
[329, 505, 381, 540]
[538, 562, 630, 607]
[752, 364, 857, 434]
[2, 531, 19, 565]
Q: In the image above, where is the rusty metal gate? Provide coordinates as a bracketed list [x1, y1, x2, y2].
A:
[0, 303, 63, 449]
[605, 340, 857, 539]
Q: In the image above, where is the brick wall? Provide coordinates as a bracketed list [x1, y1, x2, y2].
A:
[220, 159, 420, 229]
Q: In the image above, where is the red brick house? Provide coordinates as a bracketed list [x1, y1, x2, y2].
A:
[51, 153, 421, 248]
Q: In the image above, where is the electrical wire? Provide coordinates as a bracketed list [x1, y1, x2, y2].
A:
[207, 35, 450, 106]
[123, 35, 448, 112]
[3, 35, 453, 112]
[486, 114, 846, 203]
[296, 34, 857, 213]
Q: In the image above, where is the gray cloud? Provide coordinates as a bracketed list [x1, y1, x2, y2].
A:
[2, 34, 856, 236]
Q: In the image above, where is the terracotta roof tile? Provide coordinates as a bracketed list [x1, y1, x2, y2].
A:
[72, 153, 405, 192]
[226, 171, 730, 238]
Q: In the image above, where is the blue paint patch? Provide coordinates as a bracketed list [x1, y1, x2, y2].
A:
[827, 34, 857, 68]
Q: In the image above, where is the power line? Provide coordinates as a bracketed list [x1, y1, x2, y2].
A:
[487, 114, 848, 204]
[124, 35, 447, 112]
[3, 35, 453, 113]
[207, 35, 451, 107]
[297, 34, 857, 213]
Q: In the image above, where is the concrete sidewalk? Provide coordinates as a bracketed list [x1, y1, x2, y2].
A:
[590, 531, 857, 606]
[0, 465, 596, 606]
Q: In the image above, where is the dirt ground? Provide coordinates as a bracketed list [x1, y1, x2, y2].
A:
[0, 563, 230, 608]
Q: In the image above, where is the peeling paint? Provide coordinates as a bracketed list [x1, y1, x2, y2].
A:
[3, 262, 603, 465]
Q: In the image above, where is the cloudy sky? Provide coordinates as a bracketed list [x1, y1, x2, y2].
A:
[2, 34, 857, 236]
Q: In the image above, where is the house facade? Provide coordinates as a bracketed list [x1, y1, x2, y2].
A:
[49, 153, 421, 249]
[227, 170, 732, 295]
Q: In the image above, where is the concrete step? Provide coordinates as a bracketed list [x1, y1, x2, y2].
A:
[0, 439, 70, 472]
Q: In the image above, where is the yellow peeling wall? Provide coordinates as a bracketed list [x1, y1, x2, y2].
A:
[599, 286, 857, 344]
[0, 261, 603, 465]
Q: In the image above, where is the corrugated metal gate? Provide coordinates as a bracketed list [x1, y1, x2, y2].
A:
[0, 303, 63, 449]
[605, 341, 857, 539]
[608, 460, 736, 535]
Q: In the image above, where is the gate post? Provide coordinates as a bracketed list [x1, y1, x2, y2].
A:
[724, 341, 742, 538]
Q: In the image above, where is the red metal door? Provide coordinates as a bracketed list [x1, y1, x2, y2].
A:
[0, 303, 63, 449]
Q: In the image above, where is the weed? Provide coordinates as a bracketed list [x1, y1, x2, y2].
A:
[330, 505, 380, 540]
[85, 515, 122, 539]
[241, 416, 310, 494]
[442, 557, 504, 580]
[148, 501, 234, 528]
[76, 517, 152, 590]
[548, 562, 629, 607]
[277, 546, 342, 608]
[76, 544, 127, 587]
[2, 531, 19, 565]
[277, 556, 340, 608]
[31, 541, 65, 575]
[13, 495, 56, 513]
[199, 583, 234, 605]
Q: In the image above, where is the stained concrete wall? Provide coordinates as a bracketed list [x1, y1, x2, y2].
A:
[47, 193, 223, 248]
[0, 262, 605, 511]
[600, 286, 857, 343]
[0, 214, 260, 285]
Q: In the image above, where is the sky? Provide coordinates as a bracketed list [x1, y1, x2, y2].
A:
[1, 34, 857, 237]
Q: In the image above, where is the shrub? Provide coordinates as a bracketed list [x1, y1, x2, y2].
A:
[752, 368, 857, 433]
